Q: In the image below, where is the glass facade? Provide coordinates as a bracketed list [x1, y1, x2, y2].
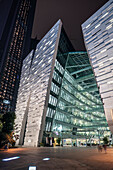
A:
[82, 0, 113, 134]
[50, 52, 109, 141]
[15, 20, 109, 147]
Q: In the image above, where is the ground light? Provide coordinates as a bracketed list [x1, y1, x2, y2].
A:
[28, 166, 36, 170]
[43, 158, 50, 161]
[2, 156, 20, 161]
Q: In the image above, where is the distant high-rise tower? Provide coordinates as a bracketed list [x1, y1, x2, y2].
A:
[0, 0, 36, 114]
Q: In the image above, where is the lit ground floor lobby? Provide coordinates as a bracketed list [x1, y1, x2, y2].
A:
[1, 146, 113, 170]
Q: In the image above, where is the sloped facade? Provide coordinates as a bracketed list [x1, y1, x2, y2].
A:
[82, 0, 113, 134]
[15, 20, 74, 146]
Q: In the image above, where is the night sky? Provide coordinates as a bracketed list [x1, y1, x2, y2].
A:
[32, 0, 109, 51]
[0, 0, 13, 39]
[0, 0, 109, 51]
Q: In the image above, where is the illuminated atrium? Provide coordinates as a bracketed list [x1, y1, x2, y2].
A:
[15, 20, 110, 147]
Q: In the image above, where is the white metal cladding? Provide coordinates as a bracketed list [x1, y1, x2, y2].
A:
[82, 0, 113, 133]
[14, 50, 33, 145]
[15, 20, 62, 146]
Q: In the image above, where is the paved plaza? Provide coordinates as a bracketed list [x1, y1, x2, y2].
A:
[0, 147, 113, 170]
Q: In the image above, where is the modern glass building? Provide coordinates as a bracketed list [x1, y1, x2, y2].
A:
[82, 0, 113, 135]
[15, 20, 109, 147]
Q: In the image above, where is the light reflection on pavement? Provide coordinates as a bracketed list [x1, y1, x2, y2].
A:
[1, 147, 113, 170]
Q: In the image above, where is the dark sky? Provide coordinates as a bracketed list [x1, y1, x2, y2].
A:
[0, 0, 13, 39]
[0, 0, 109, 51]
[32, 0, 109, 51]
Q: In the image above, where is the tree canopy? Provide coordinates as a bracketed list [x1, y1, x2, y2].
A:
[2, 112, 16, 134]
[0, 112, 16, 147]
[103, 136, 109, 145]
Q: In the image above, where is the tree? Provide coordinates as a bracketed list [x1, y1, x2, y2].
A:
[56, 138, 61, 145]
[2, 112, 16, 134]
[6, 132, 16, 146]
[0, 112, 16, 147]
[103, 136, 109, 145]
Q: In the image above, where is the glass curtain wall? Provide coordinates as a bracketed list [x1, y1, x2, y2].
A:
[45, 52, 110, 141]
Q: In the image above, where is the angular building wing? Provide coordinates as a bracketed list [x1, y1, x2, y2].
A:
[23, 20, 63, 146]
[15, 20, 74, 146]
[82, 0, 113, 134]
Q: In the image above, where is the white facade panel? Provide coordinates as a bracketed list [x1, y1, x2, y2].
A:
[82, 0, 113, 133]
[15, 50, 33, 145]
[14, 20, 62, 146]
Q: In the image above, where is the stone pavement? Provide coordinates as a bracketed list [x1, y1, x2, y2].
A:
[0, 147, 113, 170]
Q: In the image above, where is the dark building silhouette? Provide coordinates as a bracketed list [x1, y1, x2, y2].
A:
[0, 0, 36, 114]
[30, 38, 40, 52]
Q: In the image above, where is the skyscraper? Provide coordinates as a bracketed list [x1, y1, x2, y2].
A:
[15, 20, 109, 147]
[0, 0, 36, 114]
[82, 0, 113, 134]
